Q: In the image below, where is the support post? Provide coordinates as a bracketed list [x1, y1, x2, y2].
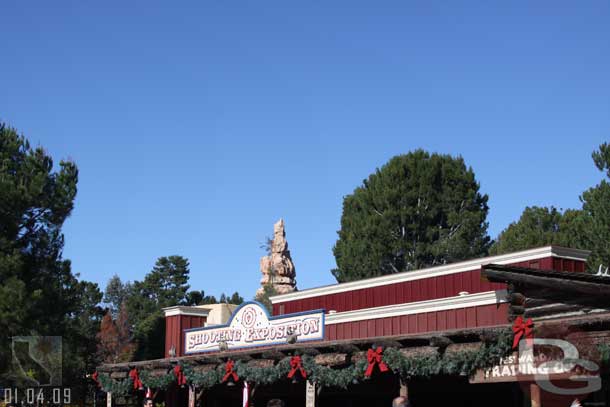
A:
[306, 380, 316, 407]
[188, 385, 195, 407]
[106, 392, 112, 407]
[399, 379, 409, 398]
[530, 383, 542, 407]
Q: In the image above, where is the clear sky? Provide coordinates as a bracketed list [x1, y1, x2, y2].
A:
[1, 1, 609, 301]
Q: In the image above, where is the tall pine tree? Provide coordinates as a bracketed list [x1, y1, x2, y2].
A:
[0, 123, 104, 393]
[332, 150, 490, 282]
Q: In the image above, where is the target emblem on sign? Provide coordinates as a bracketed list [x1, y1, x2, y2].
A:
[241, 306, 257, 328]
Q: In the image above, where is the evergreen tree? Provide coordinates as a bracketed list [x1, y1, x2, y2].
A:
[579, 142, 610, 270]
[0, 123, 104, 392]
[229, 292, 244, 305]
[332, 150, 490, 282]
[491, 142, 610, 272]
[490, 207, 586, 255]
[125, 256, 190, 360]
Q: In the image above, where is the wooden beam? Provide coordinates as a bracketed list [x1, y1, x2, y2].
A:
[314, 353, 349, 367]
[193, 364, 217, 373]
[247, 359, 275, 369]
[525, 303, 587, 319]
[484, 269, 610, 296]
[444, 342, 482, 356]
[429, 336, 453, 349]
[261, 350, 286, 360]
[399, 346, 438, 358]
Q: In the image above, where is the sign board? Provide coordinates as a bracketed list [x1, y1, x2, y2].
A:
[470, 352, 586, 384]
[184, 302, 325, 354]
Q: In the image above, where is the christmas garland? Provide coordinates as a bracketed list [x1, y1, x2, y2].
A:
[95, 329, 514, 396]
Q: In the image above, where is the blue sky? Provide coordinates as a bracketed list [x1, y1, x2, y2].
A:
[1, 1, 609, 300]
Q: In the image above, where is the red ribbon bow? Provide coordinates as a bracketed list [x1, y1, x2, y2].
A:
[173, 365, 187, 386]
[365, 346, 389, 377]
[91, 371, 100, 387]
[287, 355, 307, 379]
[222, 360, 239, 383]
[512, 316, 534, 349]
[129, 368, 144, 390]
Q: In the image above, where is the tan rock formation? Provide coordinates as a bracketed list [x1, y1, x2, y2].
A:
[257, 219, 297, 296]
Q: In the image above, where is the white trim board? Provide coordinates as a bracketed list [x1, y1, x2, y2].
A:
[324, 290, 508, 325]
[163, 306, 210, 318]
[271, 246, 588, 304]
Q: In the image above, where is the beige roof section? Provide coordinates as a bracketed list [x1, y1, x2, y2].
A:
[195, 303, 239, 326]
[162, 303, 240, 326]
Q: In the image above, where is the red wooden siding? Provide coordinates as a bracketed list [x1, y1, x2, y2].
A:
[323, 303, 509, 341]
[272, 257, 585, 316]
[274, 268, 504, 315]
[165, 315, 206, 357]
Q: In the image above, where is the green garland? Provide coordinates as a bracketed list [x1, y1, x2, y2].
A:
[140, 370, 177, 389]
[599, 343, 610, 366]
[96, 330, 514, 396]
[98, 373, 135, 395]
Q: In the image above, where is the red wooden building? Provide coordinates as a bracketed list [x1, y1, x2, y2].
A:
[98, 246, 610, 407]
[270, 246, 587, 343]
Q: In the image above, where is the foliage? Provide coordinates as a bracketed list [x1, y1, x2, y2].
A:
[332, 150, 490, 282]
[0, 123, 105, 394]
[108, 256, 245, 361]
[185, 290, 244, 306]
[96, 307, 135, 364]
[260, 235, 273, 256]
[491, 142, 610, 272]
[124, 256, 190, 361]
[599, 343, 610, 365]
[144, 256, 191, 308]
[97, 312, 120, 363]
[255, 283, 278, 314]
[104, 275, 132, 318]
[96, 330, 514, 395]
[592, 142, 610, 178]
[579, 179, 610, 271]
[490, 206, 586, 255]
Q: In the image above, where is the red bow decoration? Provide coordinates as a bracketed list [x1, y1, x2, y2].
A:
[129, 368, 144, 390]
[364, 346, 389, 377]
[512, 316, 534, 349]
[173, 365, 187, 386]
[91, 371, 100, 387]
[222, 360, 239, 383]
[287, 355, 307, 379]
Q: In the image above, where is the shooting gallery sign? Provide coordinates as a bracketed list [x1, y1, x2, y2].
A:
[183, 302, 325, 354]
